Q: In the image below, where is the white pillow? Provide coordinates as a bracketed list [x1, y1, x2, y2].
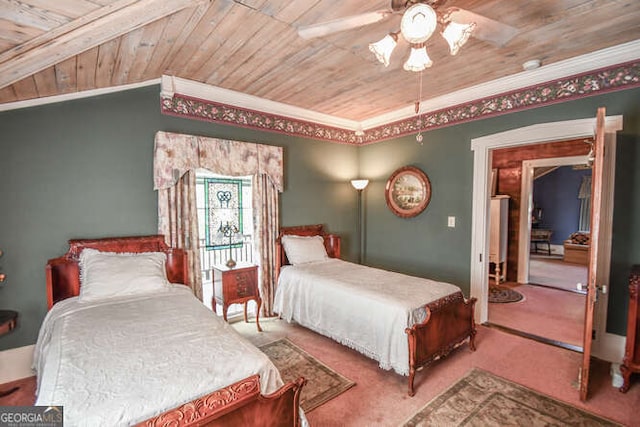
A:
[281, 235, 329, 265]
[79, 248, 170, 302]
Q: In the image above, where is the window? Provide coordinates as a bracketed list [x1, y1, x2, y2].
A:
[196, 170, 254, 314]
[200, 176, 250, 250]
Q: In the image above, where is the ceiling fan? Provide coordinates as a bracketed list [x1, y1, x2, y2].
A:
[298, 0, 518, 71]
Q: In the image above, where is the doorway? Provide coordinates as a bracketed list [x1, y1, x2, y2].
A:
[469, 115, 623, 361]
[488, 152, 590, 349]
[528, 164, 590, 292]
[518, 156, 591, 291]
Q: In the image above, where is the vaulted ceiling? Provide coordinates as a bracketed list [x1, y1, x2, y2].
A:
[1, 0, 640, 127]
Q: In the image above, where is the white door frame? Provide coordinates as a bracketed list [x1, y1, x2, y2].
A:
[469, 115, 623, 361]
[517, 155, 589, 284]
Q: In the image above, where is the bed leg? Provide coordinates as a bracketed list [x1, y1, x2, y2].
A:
[469, 329, 477, 352]
[408, 368, 416, 397]
[467, 297, 478, 352]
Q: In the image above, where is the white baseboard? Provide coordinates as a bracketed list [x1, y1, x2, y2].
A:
[0, 345, 35, 383]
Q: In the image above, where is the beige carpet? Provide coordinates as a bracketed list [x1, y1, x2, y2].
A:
[488, 283, 584, 347]
[259, 338, 355, 412]
[529, 255, 588, 292]
[5, 323, 639, 426]
[402, 369, 621, 426]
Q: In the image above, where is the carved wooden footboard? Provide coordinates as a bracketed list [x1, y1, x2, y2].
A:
[405, 292, 477, 396]
[138, 375, 305, 427]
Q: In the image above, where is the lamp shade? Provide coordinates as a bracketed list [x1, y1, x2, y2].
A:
[369, 33, 398, 67]
[442, 20, 476, 55]
[351, 179, 369, 190]
[403, 46, 433, 72]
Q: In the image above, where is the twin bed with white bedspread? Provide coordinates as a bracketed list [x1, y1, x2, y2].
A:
[274, 225, 476, 396]
[275, 258, 460, 376]
[37, 235, 304, 427]
[35, 286, 282, 426]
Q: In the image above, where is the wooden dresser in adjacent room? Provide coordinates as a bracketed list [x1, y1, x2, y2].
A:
[489, 195, 509, 283]
[620, 264, 640, 392]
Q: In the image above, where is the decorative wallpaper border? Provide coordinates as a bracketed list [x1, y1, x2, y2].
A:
[161, 95, 360, 144]
[362, 60, 640, 144]
[161, 60, 640, 145]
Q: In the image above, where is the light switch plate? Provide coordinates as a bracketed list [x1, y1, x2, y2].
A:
[448, 216, 456, 227]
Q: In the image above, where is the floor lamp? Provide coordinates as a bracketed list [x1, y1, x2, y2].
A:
[351, 179, 369, 264]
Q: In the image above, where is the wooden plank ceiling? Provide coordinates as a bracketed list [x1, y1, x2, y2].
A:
[1, 0, 639, 122]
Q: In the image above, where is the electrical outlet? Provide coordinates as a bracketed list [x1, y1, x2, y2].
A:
[448, 216, 456, 228]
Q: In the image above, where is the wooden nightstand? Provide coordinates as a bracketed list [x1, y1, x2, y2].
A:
[212, 264, 262, 332]
[0, 310, 17, 336]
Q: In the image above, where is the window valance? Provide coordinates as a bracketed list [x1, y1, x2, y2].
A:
[154, 131, 284, 192]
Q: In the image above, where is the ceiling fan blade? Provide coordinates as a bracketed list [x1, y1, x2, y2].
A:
[449, 8, 519, 47]
[297, 10, 392, 40]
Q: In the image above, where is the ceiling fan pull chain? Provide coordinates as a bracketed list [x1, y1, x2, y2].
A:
[416, 70, 424, 145]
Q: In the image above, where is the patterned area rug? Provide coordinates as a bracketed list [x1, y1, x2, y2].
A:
[489, 286, 524, 303]
[402, 369, 621, 426]
[259, 338, 355, 412]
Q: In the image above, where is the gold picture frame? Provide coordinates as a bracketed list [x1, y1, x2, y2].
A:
[385, 166, 432, 218]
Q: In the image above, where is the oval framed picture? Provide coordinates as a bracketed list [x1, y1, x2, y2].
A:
[385, 166, 432, 218]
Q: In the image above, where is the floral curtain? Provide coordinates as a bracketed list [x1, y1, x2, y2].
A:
[253, 174, 279, 316]
[158, 170, 203, 299]
[154, 132, 283, 192]
[154, 131, 283, 310]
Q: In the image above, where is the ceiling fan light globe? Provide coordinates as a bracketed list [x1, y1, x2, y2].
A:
[369, 33, 398, 67]
[442, 21, 476, 55]
[403, 46, 433, 72]
[400, 3, 438, 44]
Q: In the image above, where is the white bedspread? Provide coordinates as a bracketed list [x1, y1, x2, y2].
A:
[274, 259, 461, 375]
[34, 285, 283, 426]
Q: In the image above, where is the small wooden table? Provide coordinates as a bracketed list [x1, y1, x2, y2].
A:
[212, 264, 262, 332]
[0, 310, 19, 397]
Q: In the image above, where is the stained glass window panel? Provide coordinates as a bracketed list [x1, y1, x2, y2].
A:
[204, 178, 244, 249]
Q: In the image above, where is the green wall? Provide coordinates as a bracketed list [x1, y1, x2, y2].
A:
[359, 87, 640, 336]
[0, 85, 358, 350]
[1, 83, 638, 351]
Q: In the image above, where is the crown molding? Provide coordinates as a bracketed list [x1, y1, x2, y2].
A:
[160, 75, 361, 132]
[360, 60, 638, 144]
[162, 59, 639, 144]
[361, 38, 640, 129]
[161, 39, 640, 134]
[161, 40, 640, 144]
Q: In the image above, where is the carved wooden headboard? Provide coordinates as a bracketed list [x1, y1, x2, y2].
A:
[275, 224, 341, 279]
[45, 235, 188, 309]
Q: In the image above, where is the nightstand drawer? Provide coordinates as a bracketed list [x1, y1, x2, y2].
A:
[226, 270, 257, 299]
